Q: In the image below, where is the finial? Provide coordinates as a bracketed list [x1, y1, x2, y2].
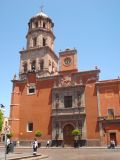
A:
[13, 74, 17, 80]
[95, 66, 98, 69]
[40, 4, 44, 12]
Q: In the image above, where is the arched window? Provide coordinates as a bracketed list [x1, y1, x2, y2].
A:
[43, 22, 46, 28]
[31, 60, 36, 71]
[33, 37, 37, 47]
[43, 38, 46, 46]
[23, 62, 27, 73]
[35, 21, 38, 28]
[40, 60, 44, 71]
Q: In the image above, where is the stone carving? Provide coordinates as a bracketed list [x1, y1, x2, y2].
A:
[61, 75, 71, 87]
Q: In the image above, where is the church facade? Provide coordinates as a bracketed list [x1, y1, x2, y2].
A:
[9, 11, 120, 146]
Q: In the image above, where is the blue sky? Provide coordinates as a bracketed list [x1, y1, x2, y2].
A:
[0, 0, 120, 116]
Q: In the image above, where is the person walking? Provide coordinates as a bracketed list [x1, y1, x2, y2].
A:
[46, 140, 50, 147]
[110, 139, 115, 149]
[6, 137, 10, 154]
[32, 138, 38, 155]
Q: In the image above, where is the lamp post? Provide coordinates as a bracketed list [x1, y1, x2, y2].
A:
[55, 98, 59, 147]
[77, 95, 82, 147]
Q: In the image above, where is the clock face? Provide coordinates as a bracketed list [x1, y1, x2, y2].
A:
[64, 57, 71, 65]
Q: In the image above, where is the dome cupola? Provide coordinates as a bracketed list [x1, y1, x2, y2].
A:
[33, 11, 49, 18]
[26, 10, 55, 50]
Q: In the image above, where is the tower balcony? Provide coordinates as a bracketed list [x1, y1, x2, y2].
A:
[52, 106, 86, 117]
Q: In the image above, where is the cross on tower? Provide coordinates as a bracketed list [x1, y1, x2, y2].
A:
[40, 5, 44, 12]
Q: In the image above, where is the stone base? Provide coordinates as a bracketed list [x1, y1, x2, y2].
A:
[51, 140, 63, 147]
[86, 139, 101, 146]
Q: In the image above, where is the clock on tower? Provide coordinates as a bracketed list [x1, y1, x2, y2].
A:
[59, 49, 77, 72]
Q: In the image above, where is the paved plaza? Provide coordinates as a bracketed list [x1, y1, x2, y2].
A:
[0, 147, 120, 160]
[40, 148, 120, 160]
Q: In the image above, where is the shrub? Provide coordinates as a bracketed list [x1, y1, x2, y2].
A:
[72, 129, 81, 136]
[35, 130, 42, 137]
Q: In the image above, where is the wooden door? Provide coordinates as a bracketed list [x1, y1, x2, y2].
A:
[63, 124, 74, 146]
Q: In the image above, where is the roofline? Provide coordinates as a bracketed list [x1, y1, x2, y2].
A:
[74, 69, 100, 75]
[97, 78, 120, 85]
[59, 49, 77, 55]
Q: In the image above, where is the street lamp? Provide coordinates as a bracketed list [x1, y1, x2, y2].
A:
[55, 97, 59, 147]
[77, 92, 82, 147]
[0, 104, 5, 112]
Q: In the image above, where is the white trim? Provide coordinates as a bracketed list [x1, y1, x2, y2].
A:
[27, 83, 36, 95]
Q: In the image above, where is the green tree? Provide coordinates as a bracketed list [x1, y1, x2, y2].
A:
[0, 110, 4, 132]
[72, 129, 81, 136]
[72, 129, 81, 148]
[35, 130, 42, 137]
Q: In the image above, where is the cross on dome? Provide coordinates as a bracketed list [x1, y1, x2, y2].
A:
[40, 4, 44, 12]
[32, 5, 49, 18]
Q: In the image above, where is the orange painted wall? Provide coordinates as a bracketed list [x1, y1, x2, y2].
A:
[99, 83, 120, 116]
[99, 81, 120, 145]
[19, 79, 53, 140]
[85, 83, 100, 139]
[10, 73, 54, 141]
[9, 83, 20, 140]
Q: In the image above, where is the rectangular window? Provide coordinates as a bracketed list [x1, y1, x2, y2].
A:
[64, 96, 72, 108]
[27, 122, 33, 132]
[29, 87, 35, 93]
[27, 84, 36, 95]
[108, 109, 114, 119]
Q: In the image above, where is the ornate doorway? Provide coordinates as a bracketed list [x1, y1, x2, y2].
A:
[63, 124, 74, 146]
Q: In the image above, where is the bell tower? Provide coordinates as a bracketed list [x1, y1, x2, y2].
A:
[19, 11, 58, 79]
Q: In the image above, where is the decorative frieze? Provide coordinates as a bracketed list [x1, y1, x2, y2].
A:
[52, 107, 85, 116]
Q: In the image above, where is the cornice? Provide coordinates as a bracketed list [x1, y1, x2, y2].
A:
[19, 46, 59, 61]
